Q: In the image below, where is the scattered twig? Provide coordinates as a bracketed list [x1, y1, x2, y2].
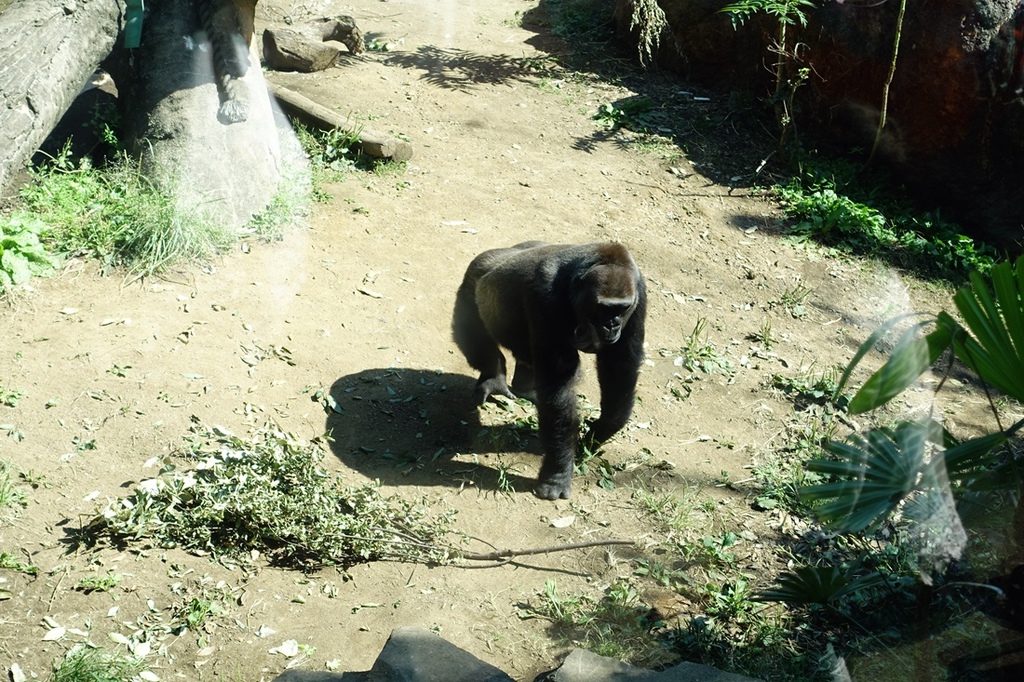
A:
[48, 568, 68, 610]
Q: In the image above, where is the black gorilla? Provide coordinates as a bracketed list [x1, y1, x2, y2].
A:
[452, 241, 647, 499]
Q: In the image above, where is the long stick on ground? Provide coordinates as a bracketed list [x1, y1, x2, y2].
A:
[267, 81, 414, 162]
[457, 538, 635, 562]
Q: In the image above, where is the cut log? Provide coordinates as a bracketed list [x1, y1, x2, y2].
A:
[267, 82, 413, 162]
[262, 16, 365, 72]
[0, 0, 124, 194]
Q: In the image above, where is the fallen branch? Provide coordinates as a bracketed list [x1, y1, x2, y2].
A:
[457, 538, 635, 562]
[267, 81, 413, 162]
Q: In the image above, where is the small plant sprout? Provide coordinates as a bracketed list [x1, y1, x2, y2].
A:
[0, 460, 27, 511]
[0, 382, 25, 407]
[76, 571, 124, 593]
[748, 318, 775, 350]
[676, 318, 734, 375]
[772, 282, 813, 318]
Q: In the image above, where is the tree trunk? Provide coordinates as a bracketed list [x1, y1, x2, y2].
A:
[0, 0, 124, 195]
[116, 0, 281, 230]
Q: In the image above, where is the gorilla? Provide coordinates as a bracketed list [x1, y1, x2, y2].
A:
[452, 241, 646, 500]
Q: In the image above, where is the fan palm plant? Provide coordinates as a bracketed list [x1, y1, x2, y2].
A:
[759, 256, 1024, 604]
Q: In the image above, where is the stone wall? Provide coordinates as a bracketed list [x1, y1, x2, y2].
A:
[614, 0, 1024, 246]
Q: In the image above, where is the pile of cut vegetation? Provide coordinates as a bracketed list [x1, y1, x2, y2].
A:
[85, 419, 458, 569]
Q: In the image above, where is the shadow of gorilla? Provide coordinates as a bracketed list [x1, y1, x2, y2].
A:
[325, 367, 543, 493]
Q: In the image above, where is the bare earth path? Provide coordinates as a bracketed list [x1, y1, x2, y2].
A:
[0, 1, 980, 680]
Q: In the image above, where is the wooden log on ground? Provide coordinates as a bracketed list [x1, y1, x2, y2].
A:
[267, 82, 413, 162]
[263, 16, 364, 72]
[0, 0, 124, 194]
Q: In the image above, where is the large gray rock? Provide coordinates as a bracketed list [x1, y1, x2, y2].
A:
[366, 626, 514, 682]
[271, 629, 763, 682]
[272, 672, 366, 682]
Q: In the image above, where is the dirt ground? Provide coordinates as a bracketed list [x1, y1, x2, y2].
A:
[0, 1, 1000, 680]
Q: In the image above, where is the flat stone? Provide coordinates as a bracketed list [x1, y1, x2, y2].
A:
[656, 660, 764, 682]
[272, 672, 367, 682]
[269, 631, 762, 682]
[366, 626, 514, 682]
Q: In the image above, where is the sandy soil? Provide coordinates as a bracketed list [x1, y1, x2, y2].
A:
[0, 1, 994, 680]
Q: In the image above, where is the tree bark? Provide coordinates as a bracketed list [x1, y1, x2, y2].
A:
[0, 0, 125, 195]
[116, 0, 282, 230]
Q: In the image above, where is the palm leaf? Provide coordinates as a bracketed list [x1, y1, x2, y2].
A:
[833, 312, 928, 401]
[803, 422, 928, 532]
[847, 319, 952, 414]
[952, 256, 1024, 402]
[754, 565, 886, 604]
[942, 431, 1009, 481]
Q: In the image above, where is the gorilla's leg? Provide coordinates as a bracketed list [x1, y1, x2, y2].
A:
[452, 279, 515, 404]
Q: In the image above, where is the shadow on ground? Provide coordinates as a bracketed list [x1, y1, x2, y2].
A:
[384, 45, 545, 91]
[325, 367, 545, 493]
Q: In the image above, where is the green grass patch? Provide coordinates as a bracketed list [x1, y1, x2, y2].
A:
[3, 118, 317, 286]
[76, 571, 123, 593]
[292, 121, 408, 202]
[0, 551, 38, 575]
[525, 578, 681, 669]
[19, 149, 233, 277]
[295, 123, 364, 177]
[244, 149, 312, 242]
[776, 161, 997, 282]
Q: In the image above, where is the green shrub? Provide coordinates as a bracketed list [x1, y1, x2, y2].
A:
[0, 213, 59, 291]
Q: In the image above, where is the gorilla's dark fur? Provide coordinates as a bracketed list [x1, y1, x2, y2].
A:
[452, 241, 647, 499]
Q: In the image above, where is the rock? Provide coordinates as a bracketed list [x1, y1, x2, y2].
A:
[658, 660, 765, 682]
[542, 648, 651, 681]
[269, 628, 761, 682]
[366, 626, 515, 682]
[270, 626, 513, 682]
[541, 648, 764, 682]
[272, 672, 365, 682]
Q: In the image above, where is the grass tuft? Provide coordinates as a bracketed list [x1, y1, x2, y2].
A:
[0, 459, 27, 511]
[50, 645, 145, 682]
[20, 148, 233, 277]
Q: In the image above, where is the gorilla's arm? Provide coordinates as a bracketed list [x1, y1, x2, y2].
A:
[589, 278, 646, 443]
